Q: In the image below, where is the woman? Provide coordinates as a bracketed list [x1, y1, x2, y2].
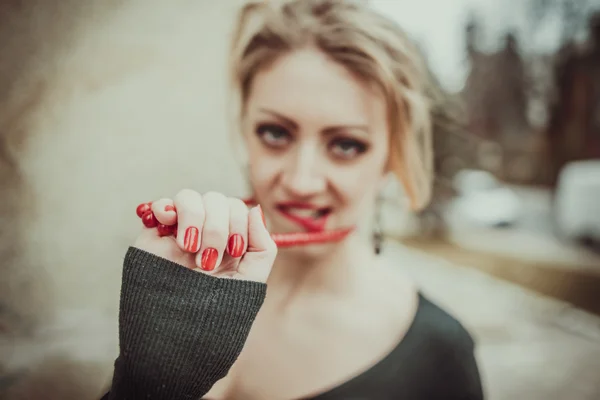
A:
[103, 0, 484, 399]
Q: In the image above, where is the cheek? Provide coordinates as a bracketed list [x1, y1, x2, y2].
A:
[332, 129, 388, 211]
[332, 154, 387, 208]
[246, 140, 279, 192]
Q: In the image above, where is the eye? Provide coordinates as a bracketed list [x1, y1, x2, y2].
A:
[329, 138, 368, 160]
[256, 124, 291, 148]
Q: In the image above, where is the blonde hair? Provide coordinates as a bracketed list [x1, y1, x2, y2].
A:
[229, 0, 434, 211]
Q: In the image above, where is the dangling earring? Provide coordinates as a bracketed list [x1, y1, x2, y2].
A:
[372, 193, 384, 255]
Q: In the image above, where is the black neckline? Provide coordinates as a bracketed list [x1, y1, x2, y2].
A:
[306, 292, 428, 399]
[202, 292, 431, 400]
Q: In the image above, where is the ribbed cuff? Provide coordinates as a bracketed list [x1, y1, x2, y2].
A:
[109, 247, 266, 399]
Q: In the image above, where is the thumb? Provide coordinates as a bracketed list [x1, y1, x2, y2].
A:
[247, 205, 276, 253]
[238, 205, 277, 282]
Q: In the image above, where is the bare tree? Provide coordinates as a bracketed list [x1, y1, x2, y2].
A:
[527, 0, 598, 43]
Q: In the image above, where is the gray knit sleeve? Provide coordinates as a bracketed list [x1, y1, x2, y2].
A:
[104, 247, 266, 399]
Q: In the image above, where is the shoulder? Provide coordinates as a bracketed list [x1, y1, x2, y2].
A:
[373, 259, 483, 398]
[377, 257, 476, 353]
[415, 294, 476, 353]
[375, 265, 478, 364]
[406, 294, 484, 399]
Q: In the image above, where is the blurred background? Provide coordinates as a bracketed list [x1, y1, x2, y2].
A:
[0, 0, 599, 399]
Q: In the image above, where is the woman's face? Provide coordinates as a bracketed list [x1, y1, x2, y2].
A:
[243, 48, 390, 241]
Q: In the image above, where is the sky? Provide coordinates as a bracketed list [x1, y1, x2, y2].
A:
[369, 0, 569, 92]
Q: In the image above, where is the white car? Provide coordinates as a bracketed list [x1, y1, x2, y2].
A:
[554, 160, 600, 243]
[450, 169, 522, 227]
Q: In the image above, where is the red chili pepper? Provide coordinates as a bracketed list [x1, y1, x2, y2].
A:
[136, 202, 152, 218]
[141, 210, 158, 228]
[270, 228, 353, 247]
[157, 223, 175, 237]
[136, 202, 354, 247]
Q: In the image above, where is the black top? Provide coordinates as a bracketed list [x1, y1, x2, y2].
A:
[102, 247, 484, 399]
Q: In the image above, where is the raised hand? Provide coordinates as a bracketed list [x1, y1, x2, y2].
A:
[134, 190, 277, 283]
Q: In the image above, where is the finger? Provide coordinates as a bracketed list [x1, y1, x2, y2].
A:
[151, 198, 177, 225]
[226, 197, 249, 258]
[194, 192, 229, 272]
[238, 205, 277, 281]
[247, 205, 274, 253]
[173, 189, 205, 253]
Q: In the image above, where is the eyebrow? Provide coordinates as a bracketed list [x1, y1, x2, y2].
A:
[258, 108, 370, 135]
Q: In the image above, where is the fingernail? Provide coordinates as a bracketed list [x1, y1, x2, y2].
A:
[183, 227, 199, 252]
[227, 234, 245, 258]
[257, 205, 266, 227]
[201, 248, 218, 271]
[164, 205, 176, 212]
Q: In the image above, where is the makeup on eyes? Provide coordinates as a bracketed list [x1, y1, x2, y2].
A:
[254, 122, 370, 160]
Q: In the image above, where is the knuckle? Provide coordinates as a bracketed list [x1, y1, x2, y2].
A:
[202, 225, 228, 244]
[180, 201, 205, 216]
[174, 190, 204, 218]
[175, 208, 204, 225]
[175, 188, 200, 203]
[265, 241, 278, 256]
[229, 219, 247, 234]
[228, 199, 249, 226]
[254, 248, 277, 265]
[152, 198, 171, 211]
[203, 191, 226, 204]
[228, 197, 248, 210]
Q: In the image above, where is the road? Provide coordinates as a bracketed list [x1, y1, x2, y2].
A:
[387, 242, 600, 400]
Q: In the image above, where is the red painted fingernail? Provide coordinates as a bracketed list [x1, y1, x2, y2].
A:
[258, 205, 266, 227]
[157, 223, 174, 237]
[136, 203, 152, 218]
[173, 223, 178, 238]
[141, 211, 158, 228]
[227, 234, 245, 258]
[164, 205, 175, 212]
[201, 248, 218, 271]
[183, 227, 199, 252]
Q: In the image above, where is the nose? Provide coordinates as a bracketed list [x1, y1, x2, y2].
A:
[280, 143, 326, 198]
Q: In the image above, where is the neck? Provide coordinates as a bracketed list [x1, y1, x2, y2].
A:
[266, 231, 376, 297]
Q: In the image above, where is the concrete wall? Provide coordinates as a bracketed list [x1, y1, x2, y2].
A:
[0, 1, 246, 398]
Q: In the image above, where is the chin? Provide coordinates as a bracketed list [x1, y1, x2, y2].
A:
[278, 241, 340, 259]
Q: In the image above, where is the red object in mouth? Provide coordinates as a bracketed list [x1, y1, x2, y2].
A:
[246, 198, 332, 232]
[243, 198, 354, 246]
[271, 228, 353, 248]
[275, 201, 323, 209]
[276, 206, 330, 232]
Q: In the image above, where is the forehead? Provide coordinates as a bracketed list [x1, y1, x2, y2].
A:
[247, 48, 385, 126]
